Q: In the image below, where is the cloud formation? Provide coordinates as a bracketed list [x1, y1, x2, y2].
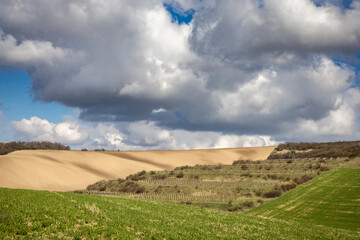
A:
[1, 0, 360, 147]
[12, 117, 89, 145]
[11, 116, 277, 150]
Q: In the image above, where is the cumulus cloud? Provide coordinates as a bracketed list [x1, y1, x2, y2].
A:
[12, 117, 89, 145]
[11, 116, 277, 150]
[1, 0, 360, 146]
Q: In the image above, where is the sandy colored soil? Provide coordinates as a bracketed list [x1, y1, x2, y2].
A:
[0, 146, 275, 191]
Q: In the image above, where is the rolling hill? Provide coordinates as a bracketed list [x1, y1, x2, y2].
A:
[0, 146, 275, 191]
[246, 167, 360, 232]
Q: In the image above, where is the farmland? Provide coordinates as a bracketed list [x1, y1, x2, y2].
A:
[246, 167, 360, 231]
[0, 141, 359, 239]
[84, 156, 356, 211]
[0, 146, 275, 191]
[0, 187, 358, 239]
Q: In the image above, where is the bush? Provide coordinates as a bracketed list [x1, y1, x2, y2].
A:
[294, 175, 313, 185]
[126, 171, 147, 181]
[86, 179, 146, 194]
[176, 172, 184, 178]
[152, 174, 167, 180]
[135, 186, 146, 194]
[263, 189, 282, 198]
[280, 183, 297, 192]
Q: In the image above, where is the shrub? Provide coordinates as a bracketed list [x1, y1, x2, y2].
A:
[135, 186, 146, 194]
[280, 183, 297, 192]
[176, 172, 184, 178]
[152, 174, 167, 180]
[294, 175, 313, 185]
[263, 189, 282, 198]
[126, 172, 146, 181]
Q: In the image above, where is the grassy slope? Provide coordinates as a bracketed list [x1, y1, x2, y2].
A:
[85, 157, 353, 211]
[0, 188, 358, 239]
[246, 167, 360, 232]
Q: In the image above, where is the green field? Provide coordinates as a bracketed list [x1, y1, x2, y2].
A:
[0, 187, 358, 239]
[1, 142, 359, 239]
[246, 167, 360, 232]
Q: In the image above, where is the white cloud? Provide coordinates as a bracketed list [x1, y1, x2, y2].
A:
[11, 117, 89, 145]
[1, 0, 360, 145]
[214, 135, 278, 148]
[291, 88, 360, 141]
[11, 116, 278, 150]
[0, 29, 84, 71]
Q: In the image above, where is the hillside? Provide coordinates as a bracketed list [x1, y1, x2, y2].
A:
[0, 146, 275, 191]
[84, 156, 354, 211]
[0, 187, 358, 239]
[246, 167, 360, 232]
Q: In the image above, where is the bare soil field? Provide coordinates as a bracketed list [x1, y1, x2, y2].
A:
[0, 146, 275, 191]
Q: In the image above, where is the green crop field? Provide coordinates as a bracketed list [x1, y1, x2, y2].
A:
[246, 167, 360, 232]
[0, 187, 358, 239]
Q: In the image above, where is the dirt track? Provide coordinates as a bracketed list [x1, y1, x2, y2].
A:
[0, 146, 276, 191]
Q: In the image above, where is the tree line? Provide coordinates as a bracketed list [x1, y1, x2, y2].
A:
[269, 141, 360, 159]
[0, 141, 70, 155]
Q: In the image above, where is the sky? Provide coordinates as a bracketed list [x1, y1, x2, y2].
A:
[0, 0, 360, 150]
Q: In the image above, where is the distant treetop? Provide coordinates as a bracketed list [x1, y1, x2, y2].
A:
[0, 141, 70, 155]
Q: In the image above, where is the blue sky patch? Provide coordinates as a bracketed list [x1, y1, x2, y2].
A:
[163, 3, 195, 25]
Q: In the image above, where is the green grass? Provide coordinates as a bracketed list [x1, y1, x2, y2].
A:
[0, 188, 358, 239]
[246, 167, 360, 232]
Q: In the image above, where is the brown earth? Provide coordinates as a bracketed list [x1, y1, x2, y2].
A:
[0, 146, 276, 191]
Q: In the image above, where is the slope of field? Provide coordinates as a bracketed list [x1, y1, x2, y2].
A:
[85, 156, 353, 211]
[246, 167, 360, 232]
[0, 188, 358, 239]
[0, 146, 275, 191]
